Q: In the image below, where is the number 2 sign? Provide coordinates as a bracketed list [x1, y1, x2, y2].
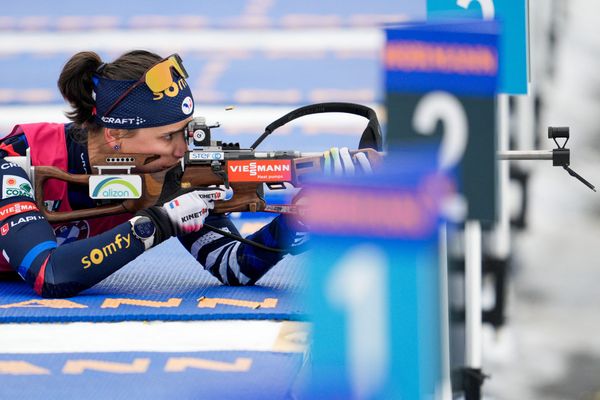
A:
[385, 21, 500, 223]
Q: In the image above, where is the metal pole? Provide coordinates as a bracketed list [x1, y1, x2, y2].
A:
[438, 223, 452, 400]
[465, 220, 482, 368]
[497, 150, 552, 160]
[493, 95, 511, 260]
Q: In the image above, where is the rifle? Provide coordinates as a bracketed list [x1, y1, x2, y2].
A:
[30, 103, 384, 225]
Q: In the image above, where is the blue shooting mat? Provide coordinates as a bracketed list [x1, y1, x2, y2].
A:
[0, 218, 309, 323]
[0, 350, 306, 400]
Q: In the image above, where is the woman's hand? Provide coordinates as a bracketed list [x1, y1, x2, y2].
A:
[287, 147, 373, 231]
[136, 188, 226, 245]
[161, 189, 224, 234]
[322, 147, 373, 176]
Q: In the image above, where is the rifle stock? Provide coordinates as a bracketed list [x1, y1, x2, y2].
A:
[33, 149, 381, 223]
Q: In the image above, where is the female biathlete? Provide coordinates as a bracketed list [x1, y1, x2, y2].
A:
[0, 50, 366, 298]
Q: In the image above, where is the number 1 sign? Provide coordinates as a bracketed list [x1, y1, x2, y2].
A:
[302, 161, 451, 399]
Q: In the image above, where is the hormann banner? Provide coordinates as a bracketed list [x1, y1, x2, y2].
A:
[385, 21, 499, 96]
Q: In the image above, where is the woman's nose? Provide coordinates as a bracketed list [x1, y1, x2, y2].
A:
[173, 134, 187, 158]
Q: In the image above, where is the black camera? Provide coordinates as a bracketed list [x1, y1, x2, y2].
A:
[185, 117, 213, 148]
[548, 126, 569, 139]
[548, 126, 595, 191]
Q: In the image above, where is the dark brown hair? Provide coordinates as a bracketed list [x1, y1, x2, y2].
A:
[58, 50, 162, 133]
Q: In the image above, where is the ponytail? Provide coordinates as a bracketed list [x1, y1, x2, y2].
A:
[58, 49, 162, 133]
[58, 51, 103, 129]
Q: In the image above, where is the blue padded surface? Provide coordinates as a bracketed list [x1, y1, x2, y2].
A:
[0, 237, 308, 323]
[0, 351, 305, 400]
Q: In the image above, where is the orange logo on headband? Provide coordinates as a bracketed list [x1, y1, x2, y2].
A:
[153, 78, 188, 101]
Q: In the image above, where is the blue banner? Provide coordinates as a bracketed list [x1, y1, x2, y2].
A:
[385, 21, 499, 96]
[427, 0, 528, 94]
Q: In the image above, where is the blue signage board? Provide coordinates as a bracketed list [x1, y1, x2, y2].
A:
[302, 154, 450, 399]
[427, 0, 528, 94]
[385, 21, 499, 223]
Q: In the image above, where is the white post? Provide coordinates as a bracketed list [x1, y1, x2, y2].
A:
[464, 220, 482, 368]
[516, 85, 535, 154]
[493, 94, 511, 259]
[438, 223, 452, 400]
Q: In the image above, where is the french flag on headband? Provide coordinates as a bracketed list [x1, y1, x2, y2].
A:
[169, 200, 180, 209]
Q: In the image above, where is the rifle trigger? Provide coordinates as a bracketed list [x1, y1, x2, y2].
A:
[210, 160, 230, 189]
[266, 182, 286, 190]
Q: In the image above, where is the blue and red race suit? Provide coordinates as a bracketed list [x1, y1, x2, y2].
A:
[0, 122, 298, 297]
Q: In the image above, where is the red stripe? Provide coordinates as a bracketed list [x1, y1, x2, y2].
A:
[0, 144, 20, 157]
[0, 201, 39, 223]
[33, 256, 50, 296]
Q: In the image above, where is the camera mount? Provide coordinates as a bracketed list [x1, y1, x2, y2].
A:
[498, 127, 596, 192]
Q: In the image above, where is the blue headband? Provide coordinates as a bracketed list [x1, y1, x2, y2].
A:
[93, 74, 194, 129]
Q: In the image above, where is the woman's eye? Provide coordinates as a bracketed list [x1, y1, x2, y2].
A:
[163, 134, 173, 141]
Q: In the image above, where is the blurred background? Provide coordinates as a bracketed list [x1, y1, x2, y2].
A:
[0, 1, 599, 398]
[483, 1, 600, 399]
[0, 0, 422, 150]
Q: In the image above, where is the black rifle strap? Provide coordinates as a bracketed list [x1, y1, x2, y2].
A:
[203, 223, 308, 255]
[251, 102, 383, 151]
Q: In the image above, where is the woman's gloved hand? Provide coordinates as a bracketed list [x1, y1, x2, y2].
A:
[286, 147, 373, 231]
[323, 147, 373, 176]
[136, 188, 226, 245]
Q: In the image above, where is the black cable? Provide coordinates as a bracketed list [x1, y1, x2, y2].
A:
[203, 223, 308, 255]
[563, 166, 596, 192]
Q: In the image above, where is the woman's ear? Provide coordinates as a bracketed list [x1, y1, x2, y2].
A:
[104, 128, 122, 151]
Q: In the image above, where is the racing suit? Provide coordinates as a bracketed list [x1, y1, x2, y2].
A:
[0, 122, 298, 297]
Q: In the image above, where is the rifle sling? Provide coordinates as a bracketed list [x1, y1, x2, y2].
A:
[202, 223, 307, 255]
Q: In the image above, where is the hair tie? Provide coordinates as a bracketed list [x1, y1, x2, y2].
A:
[96, 63, 107, 74]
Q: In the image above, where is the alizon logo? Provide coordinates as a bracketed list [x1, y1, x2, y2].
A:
[89, 175, 142, 199]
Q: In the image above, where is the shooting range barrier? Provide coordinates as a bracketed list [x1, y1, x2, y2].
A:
[0, 350, 305, 400]
[0, 224, 308, 323]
